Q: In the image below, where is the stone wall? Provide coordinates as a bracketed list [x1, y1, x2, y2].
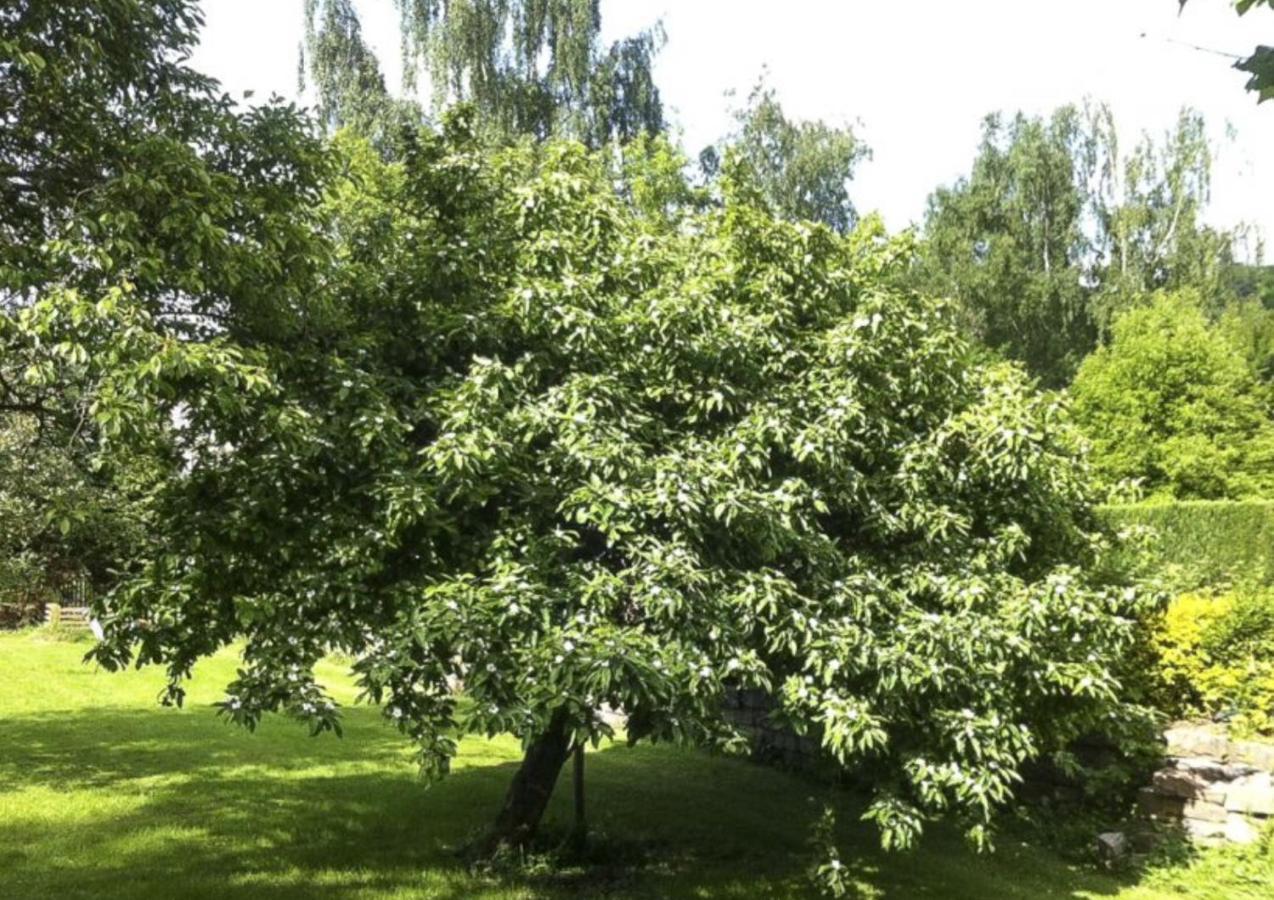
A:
[1138, 723, 1274, 846]
[721, 687, 823, 771]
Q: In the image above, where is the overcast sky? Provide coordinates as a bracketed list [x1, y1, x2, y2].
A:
[192, 1, 1274, 250]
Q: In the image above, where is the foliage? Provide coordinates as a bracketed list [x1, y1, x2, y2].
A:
[1070, 292, 1274, 500]
[915, 104, 1236, 387]
[304, 0, 664, 146]
[1148, 589, 1274, 736]
[1220, 295, 1274, 383]
[0, 0, 217, 295]
[1086, 107, 1234, 328]
[1098, 500, 1274, 591]
[0, 415, 145, 626]
[702, 77, 870, 235]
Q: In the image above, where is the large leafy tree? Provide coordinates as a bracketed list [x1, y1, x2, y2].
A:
[701, 78, 870, 235]
[304, 0, 663, 146]
[1071, 291, 1274, 500]
[37, 110, 1153, 857]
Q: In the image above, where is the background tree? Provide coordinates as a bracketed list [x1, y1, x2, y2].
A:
[302, 0, 422, 154]
[1087, 106, 1234, 329]
[914, 107, 1097, 387]
[701, 78, 870, 235]
[304, 0, 664, 146]
[1071, 291, 1274, 499]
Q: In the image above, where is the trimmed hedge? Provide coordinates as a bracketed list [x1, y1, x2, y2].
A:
[1099, 500, 1274, 590]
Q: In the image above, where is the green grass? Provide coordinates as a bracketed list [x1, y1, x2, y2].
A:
[1, 630, 1270, 899]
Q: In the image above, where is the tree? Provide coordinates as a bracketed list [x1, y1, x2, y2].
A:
[1086, 106, 1234, 328]
[915, 107, 1097, 387]
[916, 103, 1239, 387]
[27, 108, 1153, 858]
[702, 78, 870, 235]
[302, 0, 423, 154]
[1071, 291, 1274, 499]
[2, 0, 331, 628]
[304, 0, 664, 146]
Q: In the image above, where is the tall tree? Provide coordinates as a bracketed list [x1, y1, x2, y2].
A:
[304, 0, 664, 146]
[915, 107, 1097, 387]
[302, 0, 422, 153]
[702, 78, 870, 235]
[1087, 106, 1233, 329]
[2, 0, 330, 625]
[916, 103, 1238, 386]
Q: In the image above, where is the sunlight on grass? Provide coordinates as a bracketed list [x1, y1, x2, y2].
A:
[1, 629, 1270, 899]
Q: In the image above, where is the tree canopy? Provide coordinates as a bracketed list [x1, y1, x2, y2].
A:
[915, 103, 1236, 387]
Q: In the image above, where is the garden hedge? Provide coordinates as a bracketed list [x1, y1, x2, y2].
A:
[1099, 500, 1274, 590]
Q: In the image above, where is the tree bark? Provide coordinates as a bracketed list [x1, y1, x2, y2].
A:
[474, 707, 573, 856]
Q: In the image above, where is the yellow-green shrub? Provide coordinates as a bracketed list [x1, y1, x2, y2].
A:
[1150, 590, 1274, 737]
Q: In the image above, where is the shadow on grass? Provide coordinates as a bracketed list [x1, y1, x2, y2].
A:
[0, 706, 1134, 899]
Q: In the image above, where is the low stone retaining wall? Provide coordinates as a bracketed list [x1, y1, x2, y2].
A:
[721, 687, 823, 770]
[1138, 724, 1274, 846]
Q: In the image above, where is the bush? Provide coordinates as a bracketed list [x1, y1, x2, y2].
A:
[1070, 291, 1274, 500]
[1148, 589, 1274, 737]
[1099, 500, 1274, 591]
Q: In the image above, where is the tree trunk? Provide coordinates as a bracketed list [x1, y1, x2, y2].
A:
[474, 707, 573, 856]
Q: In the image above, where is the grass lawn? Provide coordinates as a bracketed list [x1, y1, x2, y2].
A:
[1, 630, 1270, 899]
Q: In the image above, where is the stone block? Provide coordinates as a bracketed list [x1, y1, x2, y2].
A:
[1182, 799, 1227, 823]
[1225, 772, 1274, 816]
[1183, 817, 1226, 842]
[1152, 767, 1209, 799]
[1171, 757, 1230, 782]
[1231, 740, 1274, 772]
[1225, 814, 1261, 845]
[1164, 724, 1229, 759]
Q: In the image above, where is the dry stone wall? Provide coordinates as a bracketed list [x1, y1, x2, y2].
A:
[1138, 724, 1274, 846]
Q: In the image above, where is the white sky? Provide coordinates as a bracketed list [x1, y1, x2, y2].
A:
[192, 0, 1274, 249]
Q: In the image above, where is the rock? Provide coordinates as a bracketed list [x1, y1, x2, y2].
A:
[1221, 763, 1259, 780]
[1183, 817, 1227, 842]
[1225, 814, 1261, 845]
[1096, 831, 1128, 863]
[1231, 740, 1274, 772]
[1225, 772, 1274, 816]
[1138, 788, 1185, 819]
[1152, 767, 1209, 799]
[1164, 723, 1229, 759]
[1182, 799, 1228, 823]
[1172, 757, 1231, 782]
